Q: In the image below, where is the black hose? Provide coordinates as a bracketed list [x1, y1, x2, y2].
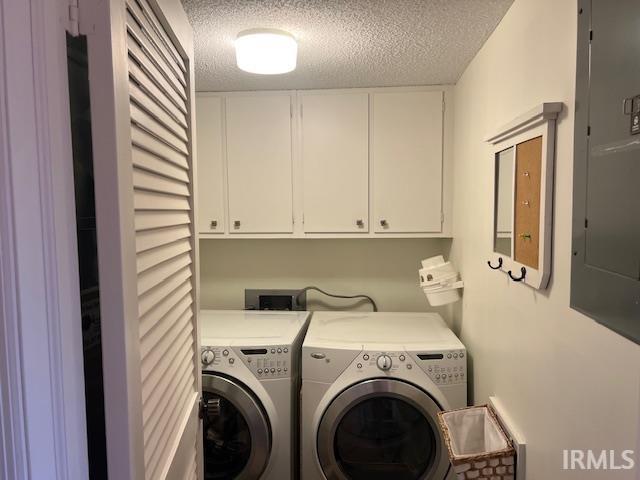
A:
[296, 286, 378, 312]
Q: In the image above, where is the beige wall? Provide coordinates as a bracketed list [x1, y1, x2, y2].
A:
[200, 238, 453, 314]
[450, 0, 640, 478]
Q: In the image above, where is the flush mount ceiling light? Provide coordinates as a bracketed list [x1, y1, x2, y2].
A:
[235, 28, 297, 75]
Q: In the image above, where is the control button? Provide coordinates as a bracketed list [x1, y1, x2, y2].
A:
[406, 364, 412, 370]
[455, 373, 459, 378]
[222, 349, 229, 357]
[376, 355, 392, 371]
[436, 374, 441, 379]
[229, 358, 235, 364]
[277, 368, 281, 372]
[283, 348, 288, 353]
[453, 353, 458, 359]
[270, 368, 275, 373]
[247, 358, 252, 363]
[283, 367, 288, 372]
[271, 348, 276, 354]
[399, 355, 406, 361]
[461, 373, 465, 378]
[277, 348, 282, 353]
[460, 352, 465, 358]
[447, 353, 452, 359]
[357, 363, 363, 369]
[449, 374, 452, 378]
[428, 366, 433, 372]
[257, 369, 263, 374]
[363, 354, 370, 361]
[201, 349, 215, 366]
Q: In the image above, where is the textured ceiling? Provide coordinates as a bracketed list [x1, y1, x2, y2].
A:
[182, 0, 514, 92]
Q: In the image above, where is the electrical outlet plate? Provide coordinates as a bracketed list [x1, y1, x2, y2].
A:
[244, 289, 306, 311]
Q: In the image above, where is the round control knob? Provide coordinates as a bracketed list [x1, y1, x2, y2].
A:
[399, 355, 406, 361]
[376, 355, 392, 371]
[270, 368, 276, 373]
[222, 349, 229, 357]
[201, 349, 215, 365]
[363, 354, 370, 361]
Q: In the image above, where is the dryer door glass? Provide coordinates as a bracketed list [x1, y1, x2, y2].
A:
[202, 374, 271, 480]
[317, 379, 449, 480]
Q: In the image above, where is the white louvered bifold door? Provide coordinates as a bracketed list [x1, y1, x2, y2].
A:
[85, 0, 201, 479]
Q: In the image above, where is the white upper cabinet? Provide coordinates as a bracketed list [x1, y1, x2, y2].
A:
[372, 91, 444, 233]
[196, 95, 225, 233]
[225, 94, 294, 233]
[301, 92, 369, 233]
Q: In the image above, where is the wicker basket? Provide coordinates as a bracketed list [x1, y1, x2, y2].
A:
[437, 404, 516, 480]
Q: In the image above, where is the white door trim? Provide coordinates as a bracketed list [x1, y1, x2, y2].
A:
[0, 0, 89, 478]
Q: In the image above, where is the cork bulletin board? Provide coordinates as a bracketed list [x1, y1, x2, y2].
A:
[514, 137, 542, 269]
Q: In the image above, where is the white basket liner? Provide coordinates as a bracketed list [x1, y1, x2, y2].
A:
[441, 406, 510, 459]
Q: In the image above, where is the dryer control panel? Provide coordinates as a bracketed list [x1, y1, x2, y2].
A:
[413, 350, 467, 385]
[352, 349, 467, 385]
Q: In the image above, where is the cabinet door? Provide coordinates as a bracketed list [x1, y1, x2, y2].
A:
[196, 95, 225, 233]
[226, 95, 293, 233]
[372, 91, 443, 233]
[301, 93, 369, 233]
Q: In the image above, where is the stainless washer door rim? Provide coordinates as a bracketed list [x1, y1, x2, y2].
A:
[202, 373, 272, 480]
[317, 378, 450, 480]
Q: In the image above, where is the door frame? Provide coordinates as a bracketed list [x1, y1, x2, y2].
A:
[0, 0, 91, 478]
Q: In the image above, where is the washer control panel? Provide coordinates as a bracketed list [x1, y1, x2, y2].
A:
[201, 345, 291, 379]
[241, 346, 291, 379]
[353, 349, 467, 385]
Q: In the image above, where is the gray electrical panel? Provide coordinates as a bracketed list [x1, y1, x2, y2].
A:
[572, 0, 640, 343]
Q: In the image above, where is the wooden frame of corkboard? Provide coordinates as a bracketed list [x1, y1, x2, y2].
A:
[486, 103, 563, 290]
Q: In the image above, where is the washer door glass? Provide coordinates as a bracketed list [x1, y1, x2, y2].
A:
[317, 379, 449, 480]
[202, 374, 271, 480]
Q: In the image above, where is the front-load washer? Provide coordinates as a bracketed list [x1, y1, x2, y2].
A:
[301, 311, 467, 480]
[200, 310, 310, 480]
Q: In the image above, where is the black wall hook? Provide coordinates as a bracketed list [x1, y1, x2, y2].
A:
[487, 257, 503, 270]
[508, 266, 527, 282]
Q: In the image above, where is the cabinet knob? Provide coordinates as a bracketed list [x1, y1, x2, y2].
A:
[234, 220, 241, 229]
[380, 219, 388, 227]
[210, 220, 218, 229]
[356, 219, 364, 228]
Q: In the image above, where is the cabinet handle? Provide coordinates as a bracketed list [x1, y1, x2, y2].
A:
[380, 219, 388, 227]
[519, 233, 532, 240]
[356, 219, 364, 228]
[521, 200, 530, 206]
[234, 220, 241, 229]
[210, 220, 218, 229]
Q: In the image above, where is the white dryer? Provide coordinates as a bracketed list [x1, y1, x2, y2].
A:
[300, 311, 467, 480]
[200, 310, 310, 480]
